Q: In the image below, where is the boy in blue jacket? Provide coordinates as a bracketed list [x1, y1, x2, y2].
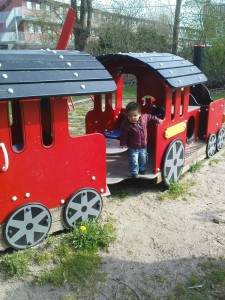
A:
[120, 101, 162, 177]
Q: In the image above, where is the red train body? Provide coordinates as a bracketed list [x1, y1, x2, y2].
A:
[0, 10, 224, 250]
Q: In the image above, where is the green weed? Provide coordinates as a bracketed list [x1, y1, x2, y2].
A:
[0, 218, 116, 290]
[0, 249, 32, 278]
[159, 179, 196, 201]
[111, 189, 132, 201]
[65, 219, 116, 253]
[32, 249, 52, 265]
[159, 182, 186, 200]
[172, 259, 225, 299]
[189, 161, 203, 173]
[209, 158, 221, 166]
[34, 252, 104, 288]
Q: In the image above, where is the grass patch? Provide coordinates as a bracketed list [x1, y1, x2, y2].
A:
[211, 90, 225, 100]
[159, 182, 186, 200]
[209, 158, 221, 166]
[110, 189, 133, 201]
[0, 249, 32, 278]
[189, 161, 203, 173]
[0, 219, 116, 297]
[158, 180, 196, 201]
[172, 258, 225, 299]
[34, 251, 104, 288]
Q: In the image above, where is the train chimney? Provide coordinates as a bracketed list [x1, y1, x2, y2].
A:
[193, 45, 205, 71]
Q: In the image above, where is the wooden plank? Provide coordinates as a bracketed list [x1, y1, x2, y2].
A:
[0, 60, 104, 71]
[158, 66, 201, 79]
[106, 151, 159, 184]
[0, 50, 90, 60]
[0, 69, 112, 84]
[148, 59, 192, 70]
[0, 80, 116, 100]
[167, 73, 207, 88]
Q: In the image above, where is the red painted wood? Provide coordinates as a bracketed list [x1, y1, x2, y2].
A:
[56, 7, 76, 50]
[0, 97, 106, 223]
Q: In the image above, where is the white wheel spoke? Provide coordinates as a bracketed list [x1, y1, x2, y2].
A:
[33, 211, 48, 224]
[34, 224, 49, 233]
[87, 195, 100, 208]
[24, 208, 33, 223]
[69, 201, 82, 210]
[10, 229, 26, 244]
[176, 145, 183, 158]
[26, 230, 35, 244]
[166, 167, 174, 181]
[81, 211, 88, 221]
[9, 219, 26, 229]
[88, 208, 100, 217]
[177, 157, 184, 166]
[69, 211, 83, 223]
[165, 158, 175, 168]
[81, 193, 88, 206]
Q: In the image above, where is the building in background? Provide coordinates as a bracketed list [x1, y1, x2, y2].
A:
[0, 0, 172, 50]
[0, 0, 73, 49]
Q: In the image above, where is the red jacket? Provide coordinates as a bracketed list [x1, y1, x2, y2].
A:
[120, 114, 160, 148]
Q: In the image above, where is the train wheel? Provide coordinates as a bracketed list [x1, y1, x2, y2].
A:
[216, 128, 225, 151]
[206, 133, 217, 158]
[64, 188, 103, 228]
[162, 139, 185, 186]
[4, 203, 52, 250]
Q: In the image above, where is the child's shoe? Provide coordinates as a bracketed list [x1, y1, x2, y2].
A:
[139, 170, 146, 175]
[131, 173, 138, 178]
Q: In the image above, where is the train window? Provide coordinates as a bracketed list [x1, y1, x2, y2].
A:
[171, 90, 176, 121]
[68, 96, 94, 137]
[122, 74, 137, 107]
[40, 98, 53, 147]
[180, 88, 185, 117]
[8, 101, 25, 152]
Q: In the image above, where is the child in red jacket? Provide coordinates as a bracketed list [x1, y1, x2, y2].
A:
[120, 101, 162, 177]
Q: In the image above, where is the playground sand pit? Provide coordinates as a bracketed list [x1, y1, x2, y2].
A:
[1, 150, 225, 299]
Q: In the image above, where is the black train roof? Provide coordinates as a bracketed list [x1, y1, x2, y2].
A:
[0, 50, 116, 100]
[98, 52, 207, 88]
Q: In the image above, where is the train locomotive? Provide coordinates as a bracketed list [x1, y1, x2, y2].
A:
[0, 9, 224, 250]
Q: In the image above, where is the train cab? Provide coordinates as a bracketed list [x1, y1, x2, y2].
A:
[0, 50, 116, 250]
[86, 53, 225, 185]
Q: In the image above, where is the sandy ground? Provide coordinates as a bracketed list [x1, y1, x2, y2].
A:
[1, 150, 225, 299]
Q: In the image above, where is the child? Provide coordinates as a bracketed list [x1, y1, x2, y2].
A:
[120, 101, 163, 178]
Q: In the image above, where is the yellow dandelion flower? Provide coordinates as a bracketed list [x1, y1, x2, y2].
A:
[80, 225, 87, 231]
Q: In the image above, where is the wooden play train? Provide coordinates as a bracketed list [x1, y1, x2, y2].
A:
[0, 9, 224, 250]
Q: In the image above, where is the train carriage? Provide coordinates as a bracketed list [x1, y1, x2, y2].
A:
[87, 53, 225, 186]
[0, 49, 116, 250]
[0, 9, 224, 250]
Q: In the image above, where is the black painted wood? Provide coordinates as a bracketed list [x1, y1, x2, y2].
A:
[0, 50, 116, 100]
[98, 53, 208, 88]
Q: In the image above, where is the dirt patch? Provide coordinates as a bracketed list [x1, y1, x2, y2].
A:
[1, 151, 225, 299]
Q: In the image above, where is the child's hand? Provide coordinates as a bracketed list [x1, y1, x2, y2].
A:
[158, 119, 163, 124]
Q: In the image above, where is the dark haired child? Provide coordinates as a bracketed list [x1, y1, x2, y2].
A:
[120, 101, 163, 177]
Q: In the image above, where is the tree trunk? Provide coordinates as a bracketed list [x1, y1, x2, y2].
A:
[71, 0, 92, 51]
[172, 0, 182, 55]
